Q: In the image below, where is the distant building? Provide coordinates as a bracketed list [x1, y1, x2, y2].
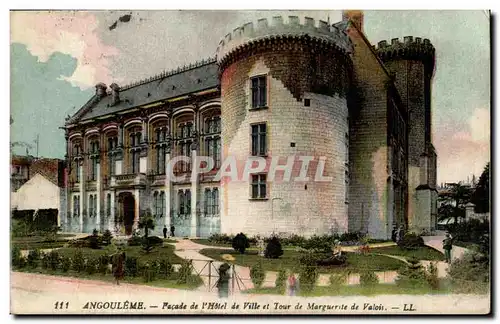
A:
[63, 11, 438, 238]
[10, 156, 67, 226]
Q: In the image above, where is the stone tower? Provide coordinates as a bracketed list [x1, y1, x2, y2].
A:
[375, 37, 438, 233]
[216, 16, 353, 236]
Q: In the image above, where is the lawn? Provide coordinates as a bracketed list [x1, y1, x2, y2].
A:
[199, 249, 405, 273]
[369, 246, 445, 261]
[245, 283, 450, 296]
[56, 244, 185, 264]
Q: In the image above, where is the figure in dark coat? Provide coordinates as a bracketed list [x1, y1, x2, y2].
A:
[112, 251, 126, 285]
[170, 225, 176, 237]
[163, 226, 168, 239]
[443, 233, 453, 263]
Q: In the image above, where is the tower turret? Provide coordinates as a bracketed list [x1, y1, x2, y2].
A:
[216, 16, 353, 236]
[375, 36, 438, 232]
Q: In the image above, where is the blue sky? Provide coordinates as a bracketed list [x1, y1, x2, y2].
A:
[10, 10, 490, 184]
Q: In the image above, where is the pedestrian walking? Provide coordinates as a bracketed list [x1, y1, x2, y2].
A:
[443, 233, 453, 263]
[170, 225, 176, 237]
[391, 226, 397, 242]
[287, 273, 298, 296]
[112, 250, 126, 285]
[163, 225, 167, 239]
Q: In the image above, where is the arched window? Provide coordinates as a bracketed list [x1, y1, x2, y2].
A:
[89, 195, 94, 217]
[128, 127, 142, 173]
[107, 135, 118, 176]
[160, 191, 165, 218]
[175, 121, 193, 173]
[203, 115, 221, 169]
[155, 126, 168, 174]
[88, 139, 100, 181]
[213, 188, 219, 216]
[178, 190, 185, 216]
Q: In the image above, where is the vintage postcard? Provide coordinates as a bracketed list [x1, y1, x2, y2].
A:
[9, 9, 491, 315]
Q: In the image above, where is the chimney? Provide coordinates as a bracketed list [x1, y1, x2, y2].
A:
[342, 10, 364, 32]
[110, 83, 121, 106]
[95, 83, 107, 98]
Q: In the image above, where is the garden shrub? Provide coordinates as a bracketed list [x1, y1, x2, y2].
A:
[102, 230, 113, 246]
[396, 257, 428, 288]
[329, 271, 348, 290]
[85, 257, 98, 275]
[127, 234, 142, 247]
[447, 219, 489, 246]
[264, 236, 284, 259]
[11, 246, 22, 267]
[40, 252, 50, 270]
[250, 262, 265, 289]
[298, 263, 318, 294]
[300, 235, 334, 252]
[142, 261, 159, 283]
[275, 269, 287, 293]
[447, 251, 489, 294]
[142, 236, 163, 253]
[89, 229, 100, 249]
[27, 249, 41, 268]
[360, 270, 379, 287]
[159, 259, 174, 279]
[339, 232, 364, 245]
[72, 249, 85, 272]
[208, 233, 233, 245]
[125, 256, 139, 277]
[60, 256, 71, 272]
[98, 255, 110, 274]
[177, 260, 193, 284]
[232, 233, 250, 254]
[426, 262, 440, 290]
[48, 250, 60, 271]
[398, 233, 425, 250]
[17, 256, 27, 268]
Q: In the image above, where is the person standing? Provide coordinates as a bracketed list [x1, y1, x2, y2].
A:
[443, 233, 453, 263]
[170, 225, 176, 237]
[391, 226, 397, 242]
[287, 273, 298, 296]
[112, 250, 126, 285]
[163, 225, 167, 239]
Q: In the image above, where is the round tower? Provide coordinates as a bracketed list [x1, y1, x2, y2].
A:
[375, 37, 437, 232]
[216, 16, 353, 237]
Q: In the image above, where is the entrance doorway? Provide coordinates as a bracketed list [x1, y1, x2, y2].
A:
[119, 192, 136, 235]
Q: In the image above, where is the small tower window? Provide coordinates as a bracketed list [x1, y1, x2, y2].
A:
[304, 99, 311, 107]
[250, 76, 267, 109]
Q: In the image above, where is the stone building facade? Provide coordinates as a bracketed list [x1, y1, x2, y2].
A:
[63, 11, 437, 238]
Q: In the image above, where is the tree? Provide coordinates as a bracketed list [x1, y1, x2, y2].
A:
[471, 162, 490, 213]
[138, 209, 155, 239]
[438, 183, 472, 225]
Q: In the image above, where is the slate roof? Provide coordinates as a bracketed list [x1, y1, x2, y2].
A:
[74, 59, 219, 123]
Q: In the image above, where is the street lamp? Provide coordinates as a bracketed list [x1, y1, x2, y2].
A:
[271, 197, 284, 235]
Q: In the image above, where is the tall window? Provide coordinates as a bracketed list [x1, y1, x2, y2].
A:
[129, 127, 142, 173]
[204, 188, 220, 217]
[75, 161, 81, 183]
[178, 189, 191, 217]
[204, 116, 221, 169]
[106, 193, 111, 217]
[155, 126, 168, 174]
[251, 75, 267, 108]
[107, 135, 118, 176]
[153, 191, 165, 218]
[176, 122, 193, 172]
[89, 140, 99, 181]
[251, 123, 267, 156]
[73, 143, 82, 183]
[345, 133, 349, 165]
[73, 195, 80, 217]
[251, 174, 267, 199]
[88, 195, 94, 217]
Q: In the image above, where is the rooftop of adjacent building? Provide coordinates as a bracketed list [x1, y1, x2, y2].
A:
[11, 154, 66, 188]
